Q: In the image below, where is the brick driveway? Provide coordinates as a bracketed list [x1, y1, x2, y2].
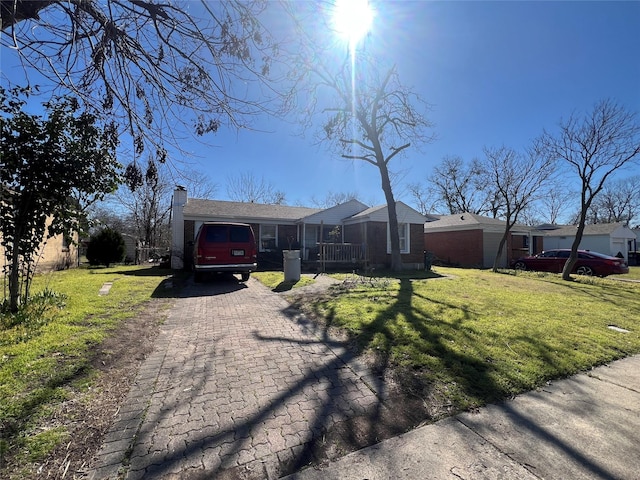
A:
[89, 276, 383, 479]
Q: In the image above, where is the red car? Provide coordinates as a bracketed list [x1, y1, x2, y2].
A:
[511, 249, 629, 277]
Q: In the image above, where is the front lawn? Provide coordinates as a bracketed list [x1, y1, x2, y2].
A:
[296, 267, 640, 411]
[0, 265, 179, 477]
[623, 265, 640, 280]
[2, 264, 639, 476]
[252, 271, 315, 291]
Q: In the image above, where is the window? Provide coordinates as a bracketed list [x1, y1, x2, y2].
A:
[229, 226, 250, 243]
[387, 223, 410, 254]
[205, 225, 228, 243]
[317, 225, 341, 243]
[260, 224, 277, 251]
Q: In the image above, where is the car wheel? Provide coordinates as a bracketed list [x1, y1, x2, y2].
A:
[576, 266, 593, 276]
[514, 261, 527, 270]
[194, 271, 204, 283]
[240, 272, 250, 282]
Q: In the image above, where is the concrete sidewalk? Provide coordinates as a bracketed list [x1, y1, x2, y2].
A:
[284, 355, 640, 480]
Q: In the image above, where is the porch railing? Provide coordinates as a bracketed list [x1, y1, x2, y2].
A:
[318, 243, 365, 264]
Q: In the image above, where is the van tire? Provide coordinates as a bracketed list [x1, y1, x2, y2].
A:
[194, 272, 204, 283]
[240, 272, 250, 282]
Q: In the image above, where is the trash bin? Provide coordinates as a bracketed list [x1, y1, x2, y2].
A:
[283, 250, 301, 282]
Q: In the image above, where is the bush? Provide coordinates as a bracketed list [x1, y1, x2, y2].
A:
[86, 228, 125, 267]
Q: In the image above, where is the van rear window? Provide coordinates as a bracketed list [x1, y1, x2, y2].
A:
[229, 226, 250, 243]
[205, 225, 228, 243]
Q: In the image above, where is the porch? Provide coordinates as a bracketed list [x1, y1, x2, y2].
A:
[303, 242, 367, 271]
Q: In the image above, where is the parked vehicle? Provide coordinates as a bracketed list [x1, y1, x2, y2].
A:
[192, 222, 257, 282]
[511, 249, 629, 277]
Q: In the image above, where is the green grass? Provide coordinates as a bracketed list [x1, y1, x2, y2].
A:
[304, 267, 640, 411]
[0, 265, 178, 470]
[253, 271, 315, 292]
[2, 264, 639, 469]
[623, 265, 640, 280]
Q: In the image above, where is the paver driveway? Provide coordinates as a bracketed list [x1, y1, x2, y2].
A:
[89, 276, 383, 479]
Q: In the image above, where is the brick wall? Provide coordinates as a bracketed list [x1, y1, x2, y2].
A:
[424, 229, 483, 267]
[344, 223, 363, 244]
[344, 222, 426, 268]
[366, 221, 388, 266]
[407, 224, 425, 265]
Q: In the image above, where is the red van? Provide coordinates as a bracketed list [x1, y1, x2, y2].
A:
[192, 222, 257, 282]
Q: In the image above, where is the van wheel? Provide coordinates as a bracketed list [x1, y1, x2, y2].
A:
[240, 272, 250, 282]
[194, 272, 204, 283]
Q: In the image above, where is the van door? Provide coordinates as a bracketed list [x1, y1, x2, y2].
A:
[199, 224, 230, 264]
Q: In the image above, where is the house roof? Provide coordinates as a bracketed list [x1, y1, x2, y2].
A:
[183, 199, 321, 223]
[301, 199, 369, 224]
[543, 223, 636, 239]
[345, 201, 427, 224]
[182, 198, 427, 226]
[423, 212, 532, 233]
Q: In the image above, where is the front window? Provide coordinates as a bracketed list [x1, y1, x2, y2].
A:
[316, 225, 341, 243]
[387, 223, 410, 254]
[260, 224, 277, 251]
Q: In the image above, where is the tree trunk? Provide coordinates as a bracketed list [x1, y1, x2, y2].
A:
[492, 229, 510, 273]
[562, 195, 590, 280]
[493, 212, 515, 272]
[8, 226, 25, 313]
[378, 161, 402, 271]
[562, 225, 585, 280]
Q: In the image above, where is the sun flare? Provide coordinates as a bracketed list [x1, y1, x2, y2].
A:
[332, 0, 374, 46]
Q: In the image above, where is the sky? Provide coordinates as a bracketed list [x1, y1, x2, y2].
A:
[2, 1, 640, 212]
[194, 0, 640, 208]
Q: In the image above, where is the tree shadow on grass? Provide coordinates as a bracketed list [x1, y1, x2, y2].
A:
[90, 274, 620, 480]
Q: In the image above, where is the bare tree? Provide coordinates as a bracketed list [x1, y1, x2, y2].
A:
[582, 175, 640, 225]
[429, 156, 497, 215]
[539, 185, 576, 225]
[540, 99, 640, 280]
[308, 61, 432, 270]
[283, 11, 434, 271]
[406, 182, 439, 216]
[96, 161, 217, 249]
[481, 145, 554, 272]
[310, 191, 360, 209]
[226, 172, 286, 204]
[1, 0, 283, 183]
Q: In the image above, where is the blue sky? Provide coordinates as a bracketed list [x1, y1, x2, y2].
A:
[200, 0, 640, 207]
[2, 1, 639, 211]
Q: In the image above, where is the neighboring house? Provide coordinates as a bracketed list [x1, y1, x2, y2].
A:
[0, 220, 78, 273]
[540, 223, 637, 261]
[170, 187, 427, 271]
[423, 212, 542, 268]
